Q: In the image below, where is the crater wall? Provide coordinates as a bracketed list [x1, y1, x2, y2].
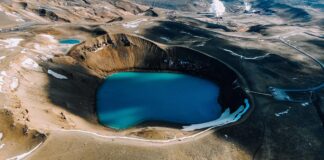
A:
[68, 33, 251, 114]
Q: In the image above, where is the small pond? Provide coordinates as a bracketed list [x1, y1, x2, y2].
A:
[59, 39, 81, 45]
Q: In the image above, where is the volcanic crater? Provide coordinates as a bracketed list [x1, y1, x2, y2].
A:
[44, 33, 254, 138]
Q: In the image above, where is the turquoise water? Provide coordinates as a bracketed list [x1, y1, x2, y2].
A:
[59, 39, 81, 44]
[96, 72, 222, 130]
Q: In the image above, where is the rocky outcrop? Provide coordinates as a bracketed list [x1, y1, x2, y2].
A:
[0, 109, 46, 158]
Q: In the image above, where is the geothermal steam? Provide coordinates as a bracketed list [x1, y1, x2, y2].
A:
[210, 0, 226, 17]
[244, 1, 252, 12]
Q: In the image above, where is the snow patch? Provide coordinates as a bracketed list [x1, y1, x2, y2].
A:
[39, 34, 57, 43]
[21, 58, 40, 71]
[0, 144, 4, 149]
[182, 99, 250, 131]
[0, 72, 6, 93]
[210, 0, 226, 17]
[122, 19, 147, 28]
[160, 37, 170, 42]
[180, 60, 190, 65]
[10, 77, 19, 91]
[275, 108, 290, 117]
[0, 71, 19, 93]
[21, 49, 28, 54]
[32, 43, 56, 59]
[0, 38, 23, 49]
[0, 56, 6, 61]
[0, 132, 4, 150]
[95, 47, 104, 52]
[4, 12, 24, 22]
[34, 43, 56, 51]
[196, 41, 206, 47]
[6, 142, 43, 160]
[47, 70, 68, 80]
[222, 48, 271, 60]
[301, 102, 309, 107]
[0, 84, 3, 93]
[1, 71, 8, 77]
[269, 87, 291, 101]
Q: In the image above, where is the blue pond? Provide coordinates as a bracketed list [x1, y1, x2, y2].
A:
[96, 72, 222, 130]
[59, 39, 81, 44]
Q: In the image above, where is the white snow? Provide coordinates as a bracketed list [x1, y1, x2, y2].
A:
[0, 56, 6, 61]
[4, 12, 25, 22]
[270, 88, 291, 101]
[0, 71, 19, 93]
[180, 60, 190, 65]
[39, 34, 57, 43]
[275, 108, 290, 117]
[6, 142, 43, 160]
[32, 43, 56, 60]
[47, 70, 68, 80]
[0, 132, 4, 150]
[0, 38, 23, 49]
[57, 126, 214, 143]
[160, 37, 170, 42]
[244, 2, 252, 12]
[0, 85, 3, 93]
[1, 71, 8, 77]
[210, 0, 226, 17]
[196, 41, 206, 47]
[0, 144, 4, 149]
[222, 48, 271, 60]
[301, 102, 309, 107]
[169, 59, 174, 66]
[21, 58, 40, 71]
[182, 99, 250, 131]
[94, 47, 104, 52]
[34, 43, 55, 51]
[33, 43, 42, 50]
[20, 48, 28, 54]
[0, 72, 6, 93]
[10, 77, 19, 91]
[0, 74, 5, 81]
[122, 19, 147, 28]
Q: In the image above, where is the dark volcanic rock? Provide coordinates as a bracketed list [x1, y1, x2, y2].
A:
[143, 8, 158, 17]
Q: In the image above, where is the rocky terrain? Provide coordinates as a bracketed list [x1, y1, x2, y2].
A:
[0, 0, 323, 159]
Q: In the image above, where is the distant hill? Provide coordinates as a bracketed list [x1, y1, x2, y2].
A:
[130, 0, 323, 23]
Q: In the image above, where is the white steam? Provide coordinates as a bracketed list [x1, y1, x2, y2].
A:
[244, 1, 252, 12]
[210, 0, 226, 17]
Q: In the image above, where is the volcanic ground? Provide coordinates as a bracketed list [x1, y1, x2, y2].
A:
[0, 0, 323, 160]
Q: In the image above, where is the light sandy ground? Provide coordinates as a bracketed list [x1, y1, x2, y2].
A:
[0, 0, 323, 159]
